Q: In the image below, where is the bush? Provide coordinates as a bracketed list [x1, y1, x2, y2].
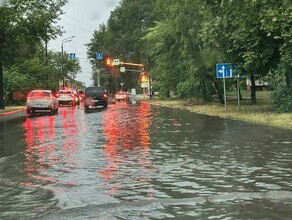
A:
[3, 67, 38, 104]
[272, 87, 292, 113]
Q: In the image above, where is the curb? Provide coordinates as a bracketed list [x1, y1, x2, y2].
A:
[0, 109, 25, 116]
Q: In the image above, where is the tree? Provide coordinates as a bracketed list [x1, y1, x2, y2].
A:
[0, 0, 67, 108]
[200, 0, 286, 104]
[86, 0, 159, 92]
[144, 0, 217, 100]
[49, 51, 81, 90]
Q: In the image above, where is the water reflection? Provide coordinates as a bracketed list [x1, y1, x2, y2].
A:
[100, 102, 155, 197]
[23, 106, 78, 187]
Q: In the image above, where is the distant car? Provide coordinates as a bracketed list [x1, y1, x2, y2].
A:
[72, 90, 80, 104]
[84, 86, 108, 111]
[78, 91, 85, 101]
[26, 90, 58, 115]
[57, 89, 76, 106]
[115, 91, 129, 102]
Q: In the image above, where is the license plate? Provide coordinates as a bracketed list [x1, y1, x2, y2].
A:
[35, 104, 44, 107]
[91, 100, 99, 102]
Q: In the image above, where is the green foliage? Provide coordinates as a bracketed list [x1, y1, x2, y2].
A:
[3, 67, 38, 104]
[0, 0, 69, 104]
[272, 87, 292, 113]
[86, 0, 159, 92]
[176, 78, 200, 98]
[0, 0, 67, 66]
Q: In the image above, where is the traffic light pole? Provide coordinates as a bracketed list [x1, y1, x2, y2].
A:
[109, 60, 150, 98]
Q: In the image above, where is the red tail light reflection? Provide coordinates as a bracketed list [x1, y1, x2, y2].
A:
[100, 102, 156, 196]
[22, 107, 78, 187]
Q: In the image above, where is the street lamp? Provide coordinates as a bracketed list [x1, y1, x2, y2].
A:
[61, 36, 75, 89]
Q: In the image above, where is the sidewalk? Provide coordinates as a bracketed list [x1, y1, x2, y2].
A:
[0, 106, 25, 116]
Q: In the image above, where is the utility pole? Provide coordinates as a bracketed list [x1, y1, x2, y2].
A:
[61, 36, 75, 89]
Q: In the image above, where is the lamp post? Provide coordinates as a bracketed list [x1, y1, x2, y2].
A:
[61, 36, 75, 89]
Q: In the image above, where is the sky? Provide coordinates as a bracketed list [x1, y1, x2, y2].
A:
[48, 0, 121, 87]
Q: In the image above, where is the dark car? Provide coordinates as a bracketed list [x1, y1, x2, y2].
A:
[84, 86, 108, 111]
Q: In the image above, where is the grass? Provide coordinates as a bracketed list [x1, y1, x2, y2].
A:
[148, 91, 292, 130]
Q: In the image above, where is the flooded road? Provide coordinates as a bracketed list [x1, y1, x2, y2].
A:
[0, 101, 292, 219]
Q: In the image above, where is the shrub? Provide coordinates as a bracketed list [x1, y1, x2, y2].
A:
[272, 87, 292, 113]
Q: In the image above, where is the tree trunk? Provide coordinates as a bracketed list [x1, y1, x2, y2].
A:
[0, 30, 5, 109]
[206, 73, 224, 104]
[200, 79, 207, 101]
[250, 73, 256, 104]
[214, 80, 224, 104]
[285, 65, 292, 88]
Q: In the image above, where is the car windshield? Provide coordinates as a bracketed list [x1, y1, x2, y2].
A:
[59, 90, 72, 95]
[85, 87, 104, 93]
[29, 91, 50, 97]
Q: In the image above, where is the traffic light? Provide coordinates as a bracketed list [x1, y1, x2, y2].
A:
[141, 75, 146, 82]
[103, 55, 113, 68]
[140, 72, 148, 83]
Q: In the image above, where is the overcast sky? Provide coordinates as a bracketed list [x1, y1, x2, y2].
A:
[48, 0, 121, 87]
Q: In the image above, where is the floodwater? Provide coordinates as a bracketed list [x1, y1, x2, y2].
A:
[0, 101, 291, 219]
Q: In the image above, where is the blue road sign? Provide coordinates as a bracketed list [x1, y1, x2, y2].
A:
[216, 63, 232, 78]
[216, 63, 240, 78]
[69, 53, 76, 59]
[96, 52, 103, 60]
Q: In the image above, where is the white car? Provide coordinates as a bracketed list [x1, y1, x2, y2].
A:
[57, 89, 76, 106]
[115, 91, 130, 102]
[26, 90, 58, 115]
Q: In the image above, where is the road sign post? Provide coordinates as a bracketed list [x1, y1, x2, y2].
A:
[216, 63, 241, 111]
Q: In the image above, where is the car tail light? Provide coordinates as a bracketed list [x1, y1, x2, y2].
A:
[104, 94, 107, 98]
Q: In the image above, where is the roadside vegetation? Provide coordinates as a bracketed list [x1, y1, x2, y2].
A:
[149, 91, 292, 130]
[87, 0, 292, 114]
[0, 0, 83, 108]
